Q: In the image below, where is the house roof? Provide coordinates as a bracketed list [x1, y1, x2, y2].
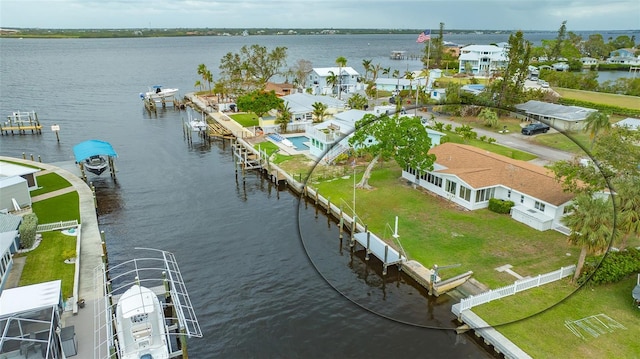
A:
[282, 93, 346, 114]
[0, 162, 39, 178]
[458, 45, 507, 61]
[0, 213, 22, 233]
[614, 117, 640, 130]
[429, 143, 574, 206]
[0, 280, 61, 315]
[514, 100, 596, 122]
[264, 82, 295, 96]
[312, 67, 360, 77]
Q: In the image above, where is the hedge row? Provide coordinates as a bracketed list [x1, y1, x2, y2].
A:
[578, 247, 640, 286]
[557, 97, 640, 117]
[488, 198, 514, 214]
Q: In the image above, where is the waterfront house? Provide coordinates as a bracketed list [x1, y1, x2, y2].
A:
[401, 142, 574, 232]
[0, 162, 39, 190]
[308, 67, 361, 96]
[580, 57, 598, 67]
[514, 100, 597, 132]
[614, 117, 640, 131]
[261, 93, 346, 133]
[264, 82, 297, 97]
[457, 45, 508, 76]
[606, 55, 640, 65]
[609, 48, 636, 58]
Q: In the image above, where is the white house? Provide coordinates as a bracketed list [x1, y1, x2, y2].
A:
[458, 45, 508, 76]
[514, 100, 597, 132]
[0, 176, 32, 212]
[308, 67, 361, 96]
[0, 162, 39, 190]
[402, 142, 574, 232]
[261, 93, 347, 133]
[606, 56, 640, 65]
[580, 57, 598, 67]
[614, 117, 640, 131]
[430, 88, 447, 102]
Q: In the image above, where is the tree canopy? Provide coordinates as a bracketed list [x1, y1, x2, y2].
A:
[219, 44, 288, 95]
[236, 90, 282, 118]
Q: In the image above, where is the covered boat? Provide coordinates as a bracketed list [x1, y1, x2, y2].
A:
[116, 285, 169, 359]
[73, 139, 117, 176]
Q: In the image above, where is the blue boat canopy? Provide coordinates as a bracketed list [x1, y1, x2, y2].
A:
[73, 140, 117, 162]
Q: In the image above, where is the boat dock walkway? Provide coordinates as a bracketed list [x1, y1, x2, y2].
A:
[1, 110, 43, 135]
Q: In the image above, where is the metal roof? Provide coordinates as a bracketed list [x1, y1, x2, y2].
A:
[514, 100, 597, 121]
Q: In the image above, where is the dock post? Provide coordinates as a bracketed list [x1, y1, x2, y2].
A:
[365, 231, 370, 260]
[30, 154, 34, 161]
[383, 246, 389, 275]
[350, 215, 356, 247]
[326, 198, 331, 215]
[38, 155, 41, 163]
[22, 152, 25, 160]
[339, 209, 343, 240]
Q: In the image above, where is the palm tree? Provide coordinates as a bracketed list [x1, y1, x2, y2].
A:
[404, 70, 415, 103]
[276, 102, 293, 133]
[362, 59, 372, 82]
[613, 178, 640, 250]
[583, 111, 610, 148]
[194, 80, 202, 92]
[335, 56, 347, 100]
[326, 71, 338, 96]
[347, 93, 368, 110]
[383, 67, 391, 78]
[311, 102, 328, 123]
[562, 193, 615, 282]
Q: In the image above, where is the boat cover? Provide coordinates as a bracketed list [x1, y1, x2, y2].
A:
[73, 140, 117, 162]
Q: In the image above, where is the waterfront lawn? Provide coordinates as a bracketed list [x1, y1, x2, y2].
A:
[230, 113, 259, 127]
[473, 277, 640, 359]
[31, 172, 72, 197]
[0, 160, 42, 169]
[312, 163, 578, 288]
[32, 192, 80, 224]
[555, 87, 640, 111]
[17, 231, 76, 299]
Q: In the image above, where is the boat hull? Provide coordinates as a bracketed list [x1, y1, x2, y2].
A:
[144, 88, 179, 100]
[84, 155, 108, 175]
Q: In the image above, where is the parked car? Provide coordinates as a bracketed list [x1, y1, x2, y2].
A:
[521, 123, 550, 135]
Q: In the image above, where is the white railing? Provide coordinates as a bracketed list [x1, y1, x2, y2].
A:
[305, 126, 343, 143]
[36, 220, 79, 233]
[323, 143, 351, 164]
[458, 265, 575, 312]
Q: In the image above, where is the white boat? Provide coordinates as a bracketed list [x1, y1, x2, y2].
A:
[115, 285, 170, 359]
[84, 155, 108, 175]
[142, 85, 179, 100]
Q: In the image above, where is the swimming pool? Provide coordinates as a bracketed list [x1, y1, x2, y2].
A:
[286, 136, 309, 151]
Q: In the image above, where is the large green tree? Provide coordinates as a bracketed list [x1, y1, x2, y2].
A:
[219, 44, 288, 94]
[275, 102, 293, 133]
[236, 90, 282, 118]
[489, 30, 531, 110]
[348, 114, 435, 189]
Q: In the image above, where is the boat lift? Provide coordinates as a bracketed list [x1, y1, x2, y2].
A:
[93, 248, 203, 359]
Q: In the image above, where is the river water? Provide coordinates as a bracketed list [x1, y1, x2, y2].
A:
[1, 31, 634, 357]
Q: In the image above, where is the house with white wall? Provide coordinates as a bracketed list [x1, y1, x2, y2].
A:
[0, 162, 39, 190]
[514, 100, 597, 132]
[260, 93, 346, 133]
[308, 67, 361, 96]
[402, 142, 574, 232]
[0, 176, 32, 212]
[458, 45, 508, 76]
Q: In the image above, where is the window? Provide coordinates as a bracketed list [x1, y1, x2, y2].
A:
[459, 186, 471, 201]
[445, 180, 457, 194]
[507, 189, 511, 198]
[475, 188, 495, 202]
[535, 201, 546, 212]
[520, 195, 524, 204]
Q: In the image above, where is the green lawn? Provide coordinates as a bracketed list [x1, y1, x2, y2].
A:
[313, 164, 578, 288]
[473, 277, 640, 359]
[17, 231, 76, 299]
[532, 131, 592, 155]
[32, 192, 80, 223]
[31, 172, 72, 197]
[555, 87, 640, 111]
[443, 132, 537, 161]
[230, 113, 259, 127]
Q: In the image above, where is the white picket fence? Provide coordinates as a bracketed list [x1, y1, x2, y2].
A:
[458, 265, 575, 312]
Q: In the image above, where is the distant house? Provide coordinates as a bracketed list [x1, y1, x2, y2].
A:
[458, 45, 508, 76]
[260, 93, 346, 132]
[430, 88, 447, 102]
[606, 56, 640, 65]
[614, 117, 640, 131]
[402, 142, 574, 232]
[308, 67, 361, 96]
[551, 62, 570, 71]
[264, 82, 296, 97]
[374, 78, 415, 93]
[609, 48, 636, 58]
[460, 84, 485, 95]
[580, 57, 598, 66]
[514, 100, 597, 132]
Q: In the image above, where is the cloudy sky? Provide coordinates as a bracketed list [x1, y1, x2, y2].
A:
[1, 0, 638, 31]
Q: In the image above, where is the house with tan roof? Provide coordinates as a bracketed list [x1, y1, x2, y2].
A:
[401, 142, 574, 232]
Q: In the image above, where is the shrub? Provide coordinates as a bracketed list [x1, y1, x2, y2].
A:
[19, 213, 38, 249]
[487, 137, 497, 144]
[577, 248, 640, 286]
[488, 198, 514, 214]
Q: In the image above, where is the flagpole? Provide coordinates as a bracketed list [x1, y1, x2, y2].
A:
[426, 36, 432, 70]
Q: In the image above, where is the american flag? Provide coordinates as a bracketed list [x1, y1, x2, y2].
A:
[416, 29, 431, 43]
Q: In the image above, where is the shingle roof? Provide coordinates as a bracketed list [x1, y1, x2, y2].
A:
[430, 143, 574, 206]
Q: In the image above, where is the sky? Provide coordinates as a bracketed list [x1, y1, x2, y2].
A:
[0, 0, 638, 31]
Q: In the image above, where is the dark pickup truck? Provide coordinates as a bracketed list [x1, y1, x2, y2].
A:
[521, 123, 550, 135]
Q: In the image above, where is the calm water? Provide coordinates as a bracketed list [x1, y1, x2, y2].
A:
[0, 35, 497, 358]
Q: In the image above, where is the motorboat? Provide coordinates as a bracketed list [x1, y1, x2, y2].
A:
[115, 285, 170, 359]
[84, 155, 108, 175]
[142, 85, 179, 100]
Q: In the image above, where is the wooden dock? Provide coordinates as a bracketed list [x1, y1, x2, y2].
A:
[1, 110, 42, 135]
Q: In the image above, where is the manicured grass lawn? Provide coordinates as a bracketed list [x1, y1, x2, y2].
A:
[531, 132, 591, 155]
[312, 163, 578, 288]
[0, 160, 42, 169]
[17, 231, 76, 299]
[473, 277, 640, 359]
[443, 132, 537, 161]
[32, 192, 80, 223]
[31, 172, 72, 196]
[230, 113, 259, 127]
[555, 87, 640, 111]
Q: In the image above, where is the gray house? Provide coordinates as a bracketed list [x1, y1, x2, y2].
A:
[0, 176, 32, 212]
[514, 100, 597, 132]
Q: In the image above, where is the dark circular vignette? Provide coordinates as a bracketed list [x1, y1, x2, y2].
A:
[295, 103, 618, 330]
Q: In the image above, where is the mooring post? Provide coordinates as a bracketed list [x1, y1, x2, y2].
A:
[326, 198, 331, 215]
[30, 154, 34, 161]
[350, 215, 357, 247]
[383, 246, 389, 275]
[365, 231, 370, 260]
